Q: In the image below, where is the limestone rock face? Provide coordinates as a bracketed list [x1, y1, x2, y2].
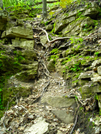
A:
[92, 59, 101, 67]
[54, 15, 75, 33]
[83, 2, 100, 18]
[48, 1, 99, 37]
[62, 17, 94, 36]
[1, 26, 33, 39]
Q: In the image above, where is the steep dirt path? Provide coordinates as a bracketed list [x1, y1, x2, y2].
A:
[0, 17, 96, 134]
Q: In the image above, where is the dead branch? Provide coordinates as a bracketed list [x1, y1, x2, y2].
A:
[36, 27, 86, 44]
[37, 27, 72, 43]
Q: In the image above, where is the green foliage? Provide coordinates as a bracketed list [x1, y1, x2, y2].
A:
[76, 11, 83, 18]
[3, 0, 33, 8]
[60, 0, 73, 8]
[49, 55, 59, 62]
[95, 52, 99, 57]
[50, 48, 59, 54]
[62, 70, 66, 73]
[79, 106, 84, 111]
[75, 95, 78, 100]
[3, 0, 59, 13]
[70, 63, 80, 72]
[72, 79, 79, 84]
[95, 94, 98, 100]
[13, 50, 25, 63]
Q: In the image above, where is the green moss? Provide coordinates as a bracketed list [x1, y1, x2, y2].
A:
[70, 63, 81, 72]
[50, 48, 59, 54]
[52, 22, 56, 33]
[72, 79, 79, 84]
[70, 37, 83, 44]
[76, 11, 83, 18]
[49, 55, 59, 62]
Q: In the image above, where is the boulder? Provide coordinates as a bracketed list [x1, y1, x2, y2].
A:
[91, 59, 101, 71]
[1, 26, 33, 39]
[12, 38, 34, 50]
[79, 82, 101, 99]
[52, 109, 74, 124]
[41, 96, 75, 108]
[79, 71, 93, 79]
[40, 35, 48, 45]
[97, 66, 101, 76]
[92, 59, 101, 67]
[24, 117, 49, 134]
[83, 2, 100, 18]
[91, 73, 101, 83]
[46, 24, 53, 31]
[41, 96, 76, 124]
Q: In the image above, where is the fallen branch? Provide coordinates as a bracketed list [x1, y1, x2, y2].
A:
[37, 27, 72, 43]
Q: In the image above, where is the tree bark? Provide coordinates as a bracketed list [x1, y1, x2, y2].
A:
[42, 0, 47, 18]
[0, 0, 3, 9]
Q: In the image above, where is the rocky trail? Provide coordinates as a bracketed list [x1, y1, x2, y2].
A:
[0, 20, 78, 133]
[0, 18, 96, 134]
[1, 1, 101, 133]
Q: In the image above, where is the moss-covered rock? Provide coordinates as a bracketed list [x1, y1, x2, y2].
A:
[79, 82, 101, 99]
[62, 17, 95, 36]
[1, 26, 33, 39]
[12, 38, 34, 50]
[54, 15, 75, 33]
[15, 61, 38, 81]
[21, 50, 37, 64]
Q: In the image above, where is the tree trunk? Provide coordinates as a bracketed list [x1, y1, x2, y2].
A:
[0, 0, 3, 9]
[42, 0, 47, 18]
